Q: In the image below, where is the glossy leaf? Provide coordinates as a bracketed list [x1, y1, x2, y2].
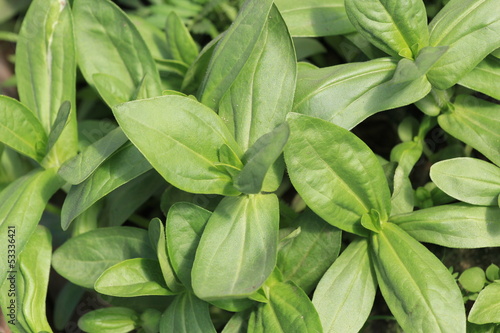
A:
[313, 239, 376, 333]
[392, 203, 500, 248]
[278, 209, 342, 294]
[199, 0, 274, 110]
[113, 95, 242, 196]
[275, 0, 355, 37]
[52, 227, 156, 288]
[0, 168, 62, 283]
[74, 0, 161, 98]
[427, 0, 500, 89]
[78, 307, 139, 333]
[293, 58, 431, 129]
[345, 0, 429, 58]
[235, 123, 290, 194]
[165, 11, 198, 65]
[458, 56, 500, 100]
[95, 258, 174, 297]
[61, 143, 152, 230]
[160, 292, 216, 333]
[431, 158, 500, 206]
[438, 95, 500, 166]
[285, 113, 391, 236]
[0, 96, 47, 162]
[166, 203, 211, 289]
[370, 223, 466, 333]
[248, 282, 323, 333]
[192, 194, 279, 300]
[58, 127, 129, 185]
[16, 0, 77, 164]
[469, 282, 500, 324]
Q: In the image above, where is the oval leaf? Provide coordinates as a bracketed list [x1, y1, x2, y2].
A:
[160, 292, 216, 333]
[78, 307, 138, 333]
[469, 282, 500, 324]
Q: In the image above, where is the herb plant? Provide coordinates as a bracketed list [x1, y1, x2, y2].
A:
[0, 0, 499, 332]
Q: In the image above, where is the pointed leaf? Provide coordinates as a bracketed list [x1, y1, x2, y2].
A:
[313, 239, 376, 333]
[165, 11, 198, 65]
[192, 194, 279, 300]
[46, 101, 71, 155]
[392, 203, 500, 248]
[113, 95, 242, 196]
[160, 293, 216, 333]
[0, 96, 47, 162]
[370, 223, 466, 333]
[469, 282, 500, 324]
[285, 113, 391, 236]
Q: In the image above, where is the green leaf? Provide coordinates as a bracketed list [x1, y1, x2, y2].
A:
[344, 0, 429, 58]
[53, 282, 85, 331]
[427, 0, 500, 89]
[0, 96, 47, 162]
[235, 123, 290, 194]
[148, 218, 183, 293]
[458, 56, 500, 100]
[431, 158, 500, 206]
[438, 95, 500, 166]
[222, 311, 251, 333]
[370, 223, 466, 333]
[113, 95, 242, 196]
[275, 0, 355, 37]
[192, 194, 279, 300]
[93, 73, 133, 108]
[278, 209, 342, 294]
[469, 282, 500, 324]
[95, 258, 174, 297]
[52, 227, 156, 288]
[46, 101, 71, 156]
[16, 0, 77, 165]
[486, 264, 500, 282]
[392, 203, 500, 248]
[78, 307, 139, 333]
[0, 168, 62, 284]
[74, 0, 161, 99]
[165, 11, 198, 65]
[459, 267, 486, 293]
[285, 113, 391, 236]
[58, 127, 129, 185]
[129, 14, 169, 60]
[312, 238, 377, 333]
[293, 58, 431, 129]
[61, 143, 152, 230]
[248, 282, 322, 333]
[159, 292, 216, 333]
[391, 46, 448, 83]
[166, 203, 211, 289]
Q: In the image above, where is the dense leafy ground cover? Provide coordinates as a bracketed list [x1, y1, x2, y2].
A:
[0, 0, 499, 332]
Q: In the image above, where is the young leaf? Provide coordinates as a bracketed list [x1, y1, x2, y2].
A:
[95, 258, 175, 297]
[392, 203, 500, 248]
[459, 267, 486, 293]
[46, 101, 71, 155]
[61, 143, 152, 230]
[222, 310, 251, 333]
[113, 95, 242, 196]
[78, 307, 139, 333]
[293, 58, 431, 129]
[370, 223, 466, 333]
[199, 0, 274, 110]
[0, 96, 47, 162]
[234, 123, 290, 194]
[58, 127, 129, 185]
[469, 282, 500, 324]
[278, 209, 342, 294]
[52, 227, 156, 288]
[0, 168, 62, 283]
[391, 46, 448, 83]
[438, 95, 500, 166]
[344, 0, 429, 58]
[458, 56, 500, 100]
[74, 0, 161, 99]
[159, 292, 216, 333]
[16, 0, 77, 164]
[427, 0, 500, 89]
[166, 203, 211, 289]
[248, 282, 323, 333]
[431, 158, 500, 206]
[165, 11, 199, 65]
[285, 113, 391, 236]
[192, 194, 279, 300]
[275, 0, 355, 37]
[312, 238, 377, 333]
